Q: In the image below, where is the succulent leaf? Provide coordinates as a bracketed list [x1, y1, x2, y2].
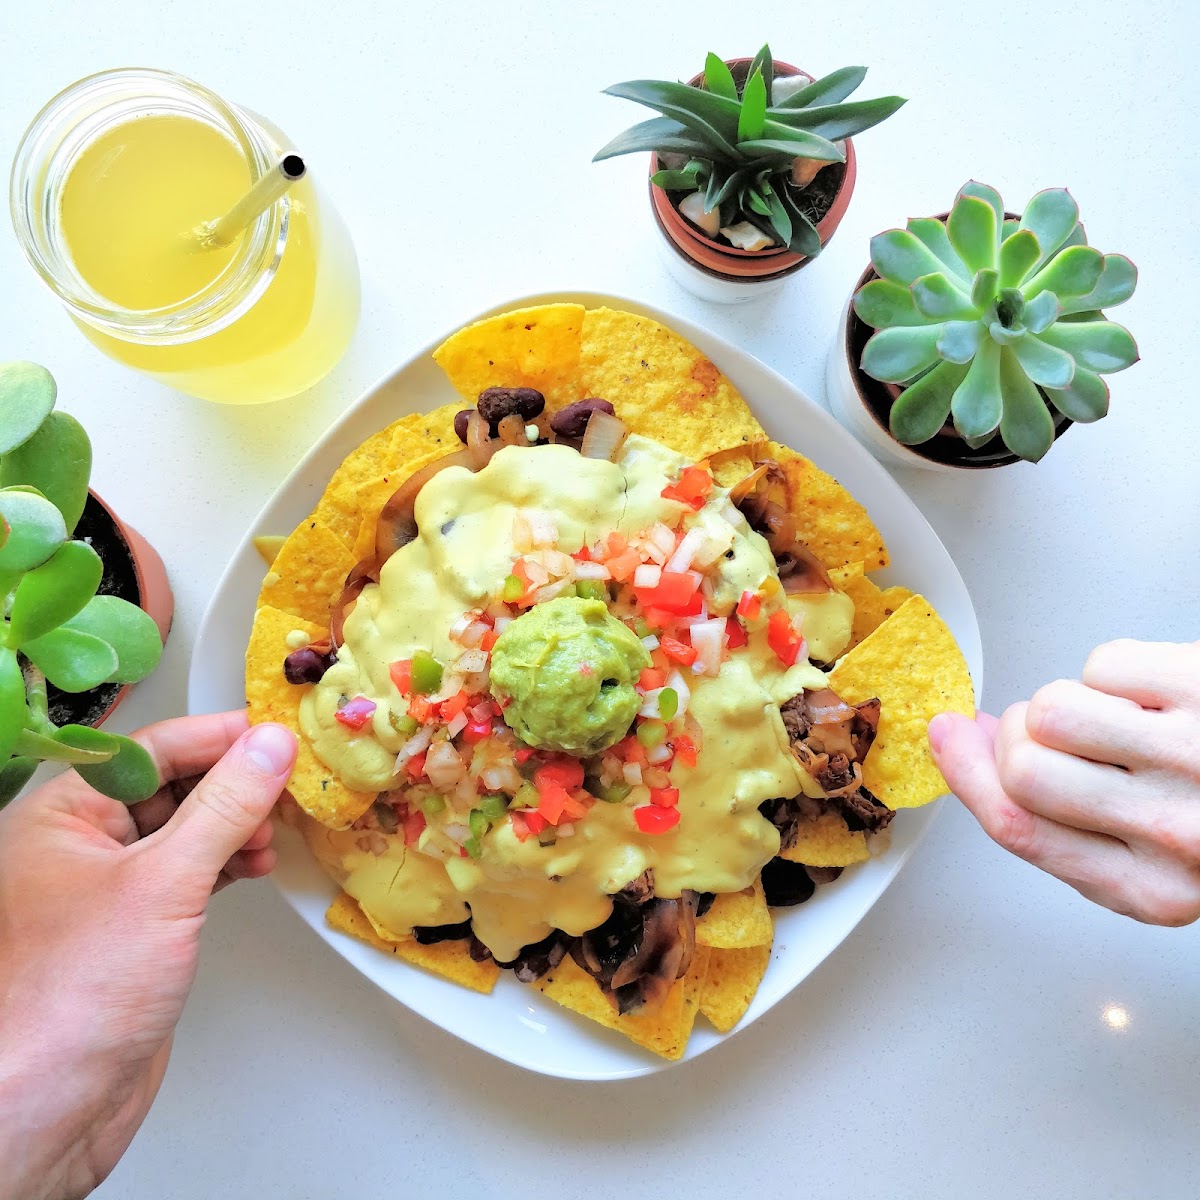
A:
[602, 81, 742, 159]
[1058, 254, 1138, 315]
[1044, 369, 1110, 423]
[987, 319, 1025, 347]
[956, 182, 1005, 240]
[64, 595, 163, 684]
[8, 540, 102, 647]
[911, 273, 978, 320]
[651, 165, 704, 190]
[0, 757, 37, 809]
[1009, 335, 1076, 389]
[772, 65, 868, 109]
[0, 489, 67, 573]
[766, 96, 907, 141]
[948, 195, 999, 274]
[0, 362, 56, 456]
[775, 189, 822, 257]
[970, 269, 1000, 310]
[763, 187, 792, 245]
[998, 349, 1055, 462]
[937, 320, 985, 364]
[704, 52, 738, 101]
[744, 124, 844, 160]
[1022, 290, 1061, 334]
[854, 279, 941, 328]
[738, 69, 768, 140]
[1018, 189, 1080, 269]
[593, 117, 719, 162]
[0, 411, 92, 535]
[998, 229, 1041, 289]
[746, 45, 775, 105]
[1038, 319, 1139, 373]
[861, 325, 945, 383]
[21, 626, 119, 693]
[888, 361, 968, 444]
[950, 339, 1003, 439]
[1022, 244, 1104, 301]
[907, 217, 971, 282]
[870, 230, 952, 286]
[0, 648, 27, 765]
[59, 727, 160, 804]
[745, 187, 772, 217]
[14, 727, 114, 764]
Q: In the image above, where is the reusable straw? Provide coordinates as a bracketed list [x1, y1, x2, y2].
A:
[194, 154, 305, 248]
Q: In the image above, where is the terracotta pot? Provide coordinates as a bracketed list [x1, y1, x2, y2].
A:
[649, 58, 858, 297]
[826, 223, 1073, 472]
[44, 491, 174, 729]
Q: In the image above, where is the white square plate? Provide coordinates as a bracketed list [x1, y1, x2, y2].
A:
[188, 291, 983, 1080]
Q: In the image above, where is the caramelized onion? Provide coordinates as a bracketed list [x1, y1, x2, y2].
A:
[466, 410, 500, 470]
[579, 409, 628, 461]
[329, 560, 376, 649]
[373, 449, 472, 566]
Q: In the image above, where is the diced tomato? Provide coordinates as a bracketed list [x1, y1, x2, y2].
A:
[660, 635, 698, 667]
[606, 550, 642, 582]
[388, 659, 413, 695]
[536, 781, 571, 825]
[737, 590, 762, 620]
[661, 466, 714, 511]
[510, 812, 532, 842]
[651, 648, 671, 672]
[673, 734, 698, 768]
[725, 617, 748, 649]
[561, 792, 591, 821]
[649, 786, 680, 808]
[634, 570, 700, 614]
[535, 758, 585, 793]
[638, 667, 668, 691]
[405, 751, 427, 780]
[407, 696, 435, 724]
[606, 532, 628, 557]
[573, 544, 592, 562]
[514, 746, 536, 764]
[461, 717, 492, 745]
[634, 804, 681, 834]
[767, 609, 803, 666]
[480, 628, 500, 652]
[402, 808, 426, 847]
[439, 690, 470, 720]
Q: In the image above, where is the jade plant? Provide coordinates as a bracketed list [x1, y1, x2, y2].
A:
[0, 361, 162, 808]
[594, 45, 905, 255]
[854, 183, 1139, 462]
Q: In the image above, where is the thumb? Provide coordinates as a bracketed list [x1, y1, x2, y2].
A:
[159, 723, 297, 886]
[927, 710, 1001, 815]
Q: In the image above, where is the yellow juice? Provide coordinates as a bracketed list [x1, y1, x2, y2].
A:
[58, 113, 359, 404]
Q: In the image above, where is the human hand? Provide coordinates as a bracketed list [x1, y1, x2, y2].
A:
[0, 712, 297, 1200]
[928, 639, 1200, 927]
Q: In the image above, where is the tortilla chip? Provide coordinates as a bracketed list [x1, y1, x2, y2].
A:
[699, 944, 770, 1033]
[532, 945, 709, 1060]
[780, 813, 870, 867]
[578, 307, 765, 462]
[350, 445, 456, 563]
[830, 564, 914, 651]
[257, 518, 356, 625]
[696, 878, 772, 949]
[244, 605, 373, 828]
[433, 304, 585, 408]
[253, 534, 287, 565]
[709, 447, 757, 490]
[830, 594, 974, 808]
[325, 891, 498, 994]
[394, 402, 465, 449]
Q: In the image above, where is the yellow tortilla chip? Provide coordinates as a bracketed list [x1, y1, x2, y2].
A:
[253, 534, 286, 565]
[830, 594, 974, 808]
[780, 812, 870, 867]
[257, 518, 356, 626]
[699, 944, 770, 1033]
[350, 445, 456, 563]
[244, 605, 373, 828]
[325, 891, 498, 994]
[696, 878, 772, 949]
[394, 402, 464, 449]
[532, 945, 709, 1060]
[433, 303, 585, 408]
[830, 564, 914, 651]
[578, 307, 765, 461]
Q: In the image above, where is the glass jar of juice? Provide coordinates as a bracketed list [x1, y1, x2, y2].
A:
[9, 68, 360, 405]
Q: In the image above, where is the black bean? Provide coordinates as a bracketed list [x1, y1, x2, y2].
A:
[283, 646, 335, 685]
[549, 398, 615, 439]
[477, 386, 545, 433]
[453, 409, 474, 443]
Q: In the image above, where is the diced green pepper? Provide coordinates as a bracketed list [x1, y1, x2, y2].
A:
[421, 794, 446, 815]
[637, 719, 667, 748]
[657, 687, 678, 721]
[480, 793, 508, 820]
[511, 782, 540, 810]
[591, 779, 632, 804]
[633, 618, 651, 638]
[537, 827, 557, 847]
[575, 580, 609, 603]
[389, 711, 419, 736]
[468, 808, 489, 839]
[410, 650, 443, 694]
[502, 574, 525, 603]
[464, 836, 482, 859]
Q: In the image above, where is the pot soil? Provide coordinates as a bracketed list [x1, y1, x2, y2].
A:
[46, 491, 173, 728]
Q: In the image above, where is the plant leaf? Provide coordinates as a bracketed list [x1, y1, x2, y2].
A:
[1044, 368, 1110, 423]
[998, 229, 1041, 289]
[1058, 253, 1138, 315]
[854, 279, 941, 328]
[57, 727, 160, 804]
[1022, 244, 1104, 301]
[870, 229, 953, 286]
[1038, 319, 1139, 373]
[1023, 290, 1061, 334]
[8, 540, 102, 647]
[0, 411, 92, 535]
[987, 320, 1025, 347]
[911, 273, 978, 320]
[21, 626, 119, 693]
[947, 195, 999, 274]
[950, 338, 1003, 439]
[0, 489, 67, 573]
[1019, 189, 1081, 269]
[1009, 334, 1076, 389]
[704, 53, 738, 101]
[999, 348, 1055, 462]
[739, 130, 843, 161]
[0, 362, 56, 455]
[860, 325, 946, 383]
[970, 269, 999, 310]
[776, 188, 822, 257]
[650, 167, 703, 190]
[745, 186, 772, 216]
[771, 65, 867, 109]
[937, 320, 985, 364]
[14, 726, 114, 764]
[747, 46, 774, 106]
[763, 187, 792, 245]
[63, 595, 163, 684]
[0, 647, 28, 764]
[602, 81, 742, 158]
[956, 182, 1005, 242]
[765, 96, 906, 141]
[0, 756, 37, 809]
[889, 361, 968, 445]
[594, 117, 723, 162]
[738, 69, 767, 141]
[907, 217, 971, 281]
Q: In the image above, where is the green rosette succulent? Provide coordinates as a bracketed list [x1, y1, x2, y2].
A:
[0, 361, 163, 808]
[595, 45, 905, 255]
[854, 182, 1139, 463]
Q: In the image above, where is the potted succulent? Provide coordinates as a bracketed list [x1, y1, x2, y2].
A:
[594, 45, 905, 301]
[0, 361, 173, 807]
[825, 182, 1139, 469]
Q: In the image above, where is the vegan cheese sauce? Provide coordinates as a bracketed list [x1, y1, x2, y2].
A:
[298, 436, 853, 961]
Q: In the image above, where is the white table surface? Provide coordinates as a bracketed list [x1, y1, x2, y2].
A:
[3, 2, 1198, 1196]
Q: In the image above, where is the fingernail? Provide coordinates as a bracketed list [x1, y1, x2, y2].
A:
[927, 712, 952, 753]
[244, 724, 297, 775]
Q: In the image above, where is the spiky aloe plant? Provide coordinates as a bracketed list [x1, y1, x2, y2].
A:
[854, 183, 1139, 463]
[594, 45, 905, 256]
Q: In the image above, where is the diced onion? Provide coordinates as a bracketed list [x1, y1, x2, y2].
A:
[449, 613, 474, 641]
[557, 822, 576, 837]
[650, 523, 677, 557]
[721, 500, 746, 530]
[638, 688, 664, 718]
[426, 740, 466, 789]
[643, 765, 672, 786]
[622, 762, 644, 786]
[529, 511, 559, 548]
[634, 563, 662, 588]
[665, 670, 691, 714]
[394, 725, 434, 769]
[482, 764, 521, 793]
[493, 616, 513, 633]
[446, 712, 469, 738]
[641, 634, 660, 650]
[579, 409, 628, 461]
[645, 743, 674, 766]
[457, 648, 488, 674]
[690, 618, 725, 676]
[665, 527, 707, 574]
[574, 561, 611, 580]
[470, 701, 494, 723]
[444, 822, 470, 845]
[535, 579, 573, 604]
[460, 621, 489, 648]
[512, 513, 533, 553]
[542, 549, 575, 578]
[524, 559, 550, 586]
[691, 525, 733, 568]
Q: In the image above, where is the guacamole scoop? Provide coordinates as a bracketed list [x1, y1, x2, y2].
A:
[489, 596, 651, 756]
